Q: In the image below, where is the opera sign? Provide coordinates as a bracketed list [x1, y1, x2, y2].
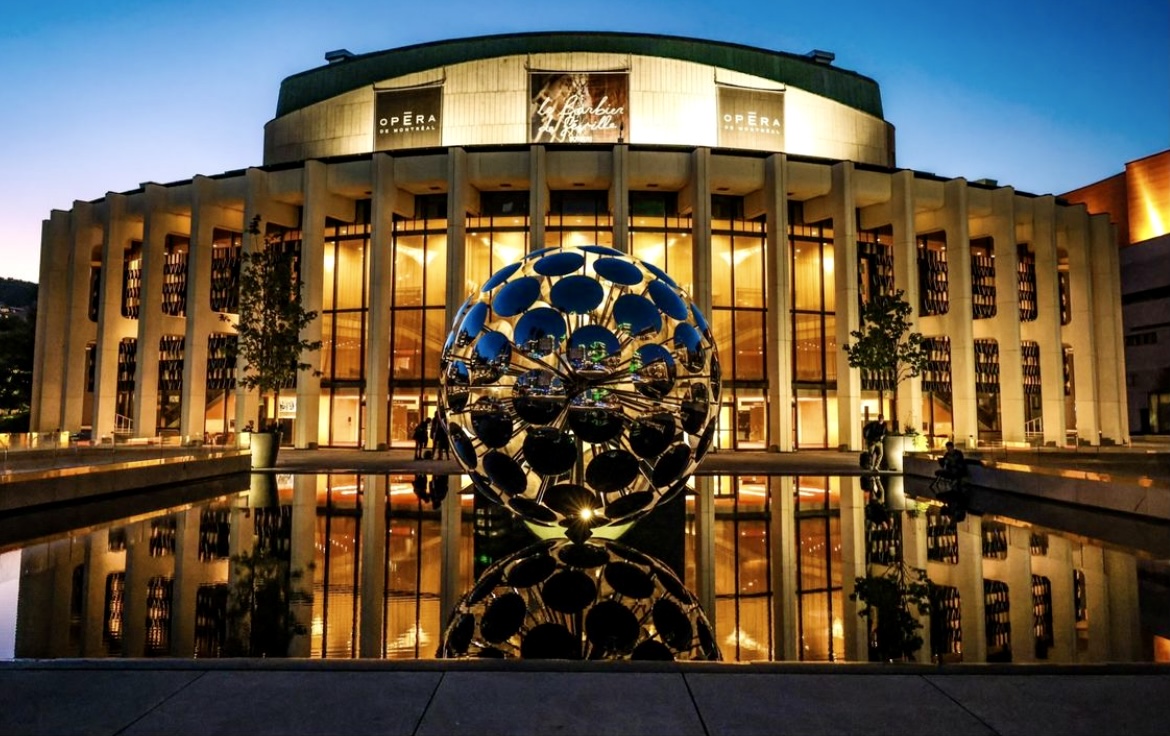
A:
[374, 86, 442, 150]
[530, 72, 629, 144]
[717, 86, 785, 151]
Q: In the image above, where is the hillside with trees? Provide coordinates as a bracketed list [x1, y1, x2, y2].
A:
[0, 277, 37, 309]
[0, 278, 36, 431]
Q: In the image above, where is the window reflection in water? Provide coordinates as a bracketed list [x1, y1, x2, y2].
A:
[796, 476, 844, 661]
[4, 472, 1161, 665]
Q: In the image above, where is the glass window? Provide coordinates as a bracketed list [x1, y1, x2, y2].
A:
[332, 312, 363, 380]
[391, 310, 423, 380]
[734, 310, 764, 380]
[794, 313, 824, 382]
[711, 234, 733, 308]
[394, 235, 425, 308]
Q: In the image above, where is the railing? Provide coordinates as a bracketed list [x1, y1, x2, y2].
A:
[1024, 417, 1043, 438]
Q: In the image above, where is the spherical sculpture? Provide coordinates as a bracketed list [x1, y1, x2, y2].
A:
[439, 245, 720, 541]
[440, 538, 721, 661]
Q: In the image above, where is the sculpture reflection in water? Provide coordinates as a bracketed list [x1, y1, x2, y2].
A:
[437, 245, 721, 661]
[440, 538, 720, 660]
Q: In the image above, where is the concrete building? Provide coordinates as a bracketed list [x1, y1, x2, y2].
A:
[30, 32, 1129, 451]
[1062, 150, 1170, 435]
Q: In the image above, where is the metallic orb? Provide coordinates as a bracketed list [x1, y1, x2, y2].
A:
[439, 245, 720, 539]
[439, 538, 721, 661]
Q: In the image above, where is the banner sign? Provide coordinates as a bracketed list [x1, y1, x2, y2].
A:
[375, 86, 442, 150]
[530, 72, 628, 144]
[717, 86, 784, 150]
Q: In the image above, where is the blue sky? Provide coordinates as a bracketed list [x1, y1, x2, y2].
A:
[0, 0, 1166, 283]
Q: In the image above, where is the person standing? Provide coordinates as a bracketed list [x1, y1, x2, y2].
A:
[863, 414, 887, 469]
[430, 413, 450, 460]
[413, 417, 431, 460]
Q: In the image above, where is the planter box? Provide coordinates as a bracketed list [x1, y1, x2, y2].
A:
[249, 431, 280, 469]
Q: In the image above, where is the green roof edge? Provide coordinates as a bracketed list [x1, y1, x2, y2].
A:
[275, 31, 885, 119]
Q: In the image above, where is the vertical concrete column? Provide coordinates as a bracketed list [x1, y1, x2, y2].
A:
[132, 184, 170, 438]
[236, 177, 264, 437]
[1079, 544, 1109, 662]
[169, 507, 202, 658]
[529, 145, 547, 252]
[1025, 196, 1066, 446]
[1033, 535, 1075, 662]
[830, 163, 861, 450]
[764, 154, 793, 451]
[226, 493, 255, 613]
[364, 154, 396, 450]
[92, 193, 136, 443]
[688, 148, 713, 325]
[985, 188, 1026, 444]
[888, 171, 924, 434]
[61, 204, 99, 431]
[31, 210, 73, 430]
[941, 180, 977, 448]
[359, 474, 388, 657]
[439, 476, 463, 635]
[1088, 214, 1126, 443]
[900, 509, 932, 659]
[1102, 214, 1130, 441]
[954, 516, 988, 662]
[839, 476, 869, 661]
[12, 546, 52, 656]
[48, 544, 79, 656]
[121, 523, 151, 657]
[446, 149, 470, 316]
[1062, 206, 1100, 444]
[611, 143, 629, 252]
[1002, 526, 1036, 663]
[769, 476, 798, 659]
[295, 162, 329, 449]
[1103, 549, 1141, 662]
[440, 149, 471, 623]
[692, 475, 716, 630]
[81, 534, 121, 657]
[179, 177, 221, 444]
[289, 475, 317, 657]
[236, 168, 299, 436]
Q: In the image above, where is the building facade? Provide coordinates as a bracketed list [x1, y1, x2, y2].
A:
[1062, 150, 1170, 434]
[31, 32, 1129, 450]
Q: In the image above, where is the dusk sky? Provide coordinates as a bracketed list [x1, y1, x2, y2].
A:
[0, 0, 1166, 284]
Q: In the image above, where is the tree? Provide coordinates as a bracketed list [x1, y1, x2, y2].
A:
[850, 559, 932, 662]
[224, 548, 313, 657]
[0, 307, 35, 427]
[228, 215, 321, 433]
[843, 289, 926, 428]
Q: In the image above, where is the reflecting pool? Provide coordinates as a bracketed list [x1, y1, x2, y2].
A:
[1, 472, 1166, 663]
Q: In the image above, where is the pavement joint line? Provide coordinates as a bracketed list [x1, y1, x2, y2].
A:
[680, 671, 713, 736]
[414, 670, 446, 736]
[111, 667, 211, 736]
[919, 672, 1003, 736]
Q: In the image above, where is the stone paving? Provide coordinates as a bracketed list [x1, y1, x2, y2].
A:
[1, 659, 1167, 736]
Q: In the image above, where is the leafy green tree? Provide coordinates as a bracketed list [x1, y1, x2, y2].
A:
[227, 216, 321, 433]
[224, 548, 313, 657]
[843, 289, 926, 427]
[850, 558, 932, 662]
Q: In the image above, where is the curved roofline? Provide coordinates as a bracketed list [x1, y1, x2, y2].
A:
[275, 31, 884, 119]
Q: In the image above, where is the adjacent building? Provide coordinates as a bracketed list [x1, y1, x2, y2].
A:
[1062, 150, 1170, 435]
[31, 32, 1130, 450]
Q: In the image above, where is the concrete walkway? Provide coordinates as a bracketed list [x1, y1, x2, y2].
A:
[1, 659, 1167, 736]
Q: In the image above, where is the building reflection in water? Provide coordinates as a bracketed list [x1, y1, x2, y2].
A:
[7, 473, 1156, 663]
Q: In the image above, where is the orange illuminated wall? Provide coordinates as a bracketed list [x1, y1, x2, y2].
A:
[1126, 152, 1170, 244]
[1064, 150, 1170, 247]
